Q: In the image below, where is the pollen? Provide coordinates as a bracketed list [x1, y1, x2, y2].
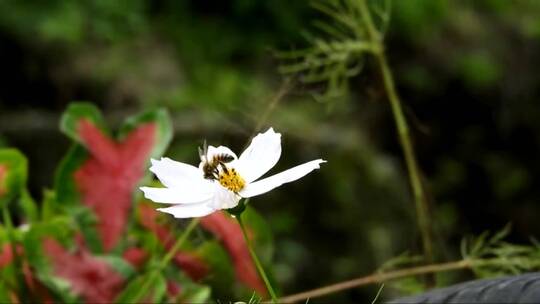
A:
[218, 167, 245, 192]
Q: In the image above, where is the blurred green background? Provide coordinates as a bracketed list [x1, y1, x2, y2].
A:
[1, 0, 540, 302]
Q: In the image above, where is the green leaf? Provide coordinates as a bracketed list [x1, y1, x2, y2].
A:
[22, 216, 75, 271]
[242, 205, 274, 264]
[178, 284, 211, 303]
[19, 190, 38, 222]
[71, 206, 103, 253]
[114, 270, 160, 303]
[21, 234, 50, 276]
[118, 108, 173, 160]
[196, 240, 235, 298]
[114, 274, 147, 303]
[377, 251, 423, 272]
[59, 102, 107, 144]
[40, 189, 57, 221]
[241, 206, 279, 297]
[0, 265, 16, 295]
[150, 273, 167, 303]
[36, 272, 80, 304]
[0, 149, 28, 207]
[0, 283, 12, 303]
[388, 276, 425, 295]
[53, 144, 88, 207]
[101, 255, 136, 278]
[490, 223, 512, 245]
[470, 231, 489, 256]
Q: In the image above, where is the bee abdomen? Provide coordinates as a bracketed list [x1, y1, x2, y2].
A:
[214, 153, 235, 163]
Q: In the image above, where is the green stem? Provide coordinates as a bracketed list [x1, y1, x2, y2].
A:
[160, 217, 200, 268]
[2, 207, 19, 289]
[130, 218, 200, 302]
[236, 214, 278, 303]
[357, 0, 434, 267]
[129, 271, 159, 303]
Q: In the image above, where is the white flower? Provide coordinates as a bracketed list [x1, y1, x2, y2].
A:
[140, 128, 325, 218]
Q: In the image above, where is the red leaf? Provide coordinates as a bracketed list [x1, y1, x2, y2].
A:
[74, 119, 156, 251]
[0, 243, 15, 267]
[0, 244, 53, 303]
[122, 247, 148, 268]
[1, 240, 128, 303]
[0, 164, 7, 196]
[138, 203, 174, 248]
[173, 252, 209, 281]
[138, 203, 209, 280]
[200, 212, 267, 295]
[166, 281, 181, 297]
[122, 247, 184, 298]
[43, 238, 124, 303]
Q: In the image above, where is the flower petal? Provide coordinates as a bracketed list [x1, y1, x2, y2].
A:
[205, 146, 238, 161]
[239, 159, 326, 198]
[236, 128, 282, 183]
[157, 201, 216, 218]
[140, 186, 213, 204]
[149, 157, 202, 188]
[210, 185, 241, 210]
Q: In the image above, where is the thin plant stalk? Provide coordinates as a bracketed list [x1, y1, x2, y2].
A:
[236, 214, 278, 303]
[160, 217, 200, 267]
[2, 206, 22, 295]
[251, 78, 293, 134]
[129, 218, 200, 302]
[278, 259, 472, 303]
[358, 0, 434, 267]
[243, 78, 294, 151]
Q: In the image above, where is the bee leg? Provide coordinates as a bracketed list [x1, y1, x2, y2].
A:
[213, 167, 220, 179]
[219, 162, 229, 174]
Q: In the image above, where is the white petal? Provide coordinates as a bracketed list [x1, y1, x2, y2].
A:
[206, 146, 238, 160]
[239, 159, 326, 198]
[140, 186, 213, 204]
[157, 201, 216, 218]
[149, 157, 202, 188]
[210, 184, 241, 210]
[236, 128, 282, 183]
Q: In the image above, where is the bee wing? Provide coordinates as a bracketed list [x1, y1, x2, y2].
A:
[198, 139, 208, 162]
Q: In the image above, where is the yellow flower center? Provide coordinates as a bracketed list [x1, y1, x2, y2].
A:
[218, 167, 245, 192]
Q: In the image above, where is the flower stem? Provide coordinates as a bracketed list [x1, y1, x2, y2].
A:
[236, 214, 278, 303]
[2, 206, 21, 293]
[128, 218, 200, 302]
[160, 217, 200, 268]
[357, 0, 434, 270]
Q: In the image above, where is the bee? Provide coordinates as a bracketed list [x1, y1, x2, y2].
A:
[198, 140, 235, 180]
